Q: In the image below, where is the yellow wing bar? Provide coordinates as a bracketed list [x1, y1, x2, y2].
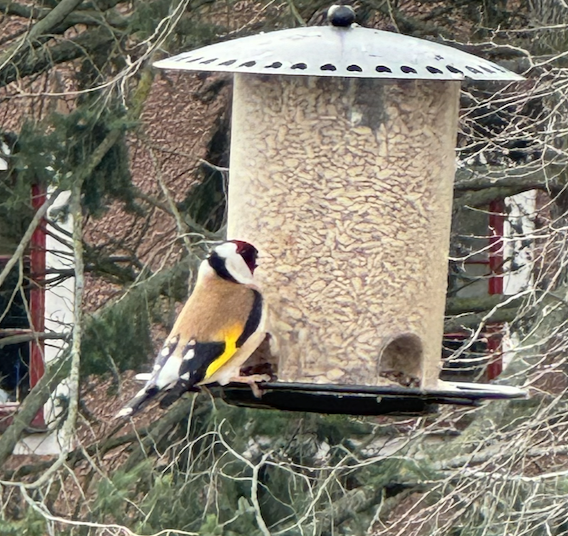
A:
[204, 325, 242, 379]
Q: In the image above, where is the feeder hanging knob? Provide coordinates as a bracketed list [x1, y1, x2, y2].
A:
[327, 4, 356, 27]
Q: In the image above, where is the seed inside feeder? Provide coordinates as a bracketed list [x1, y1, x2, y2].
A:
[228, 74, 460, 389]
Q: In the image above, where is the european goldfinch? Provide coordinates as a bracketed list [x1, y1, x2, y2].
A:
[117, 240, 267, 417]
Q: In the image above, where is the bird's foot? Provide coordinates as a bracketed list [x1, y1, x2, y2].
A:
[229, 374, 271, 398]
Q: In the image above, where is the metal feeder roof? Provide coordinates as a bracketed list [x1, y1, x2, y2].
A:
[153, 25, 524, 82]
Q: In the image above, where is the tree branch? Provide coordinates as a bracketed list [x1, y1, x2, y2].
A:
[0, 25, 119, 88]
[0, 331, 69, 348]
[0, 356, 70, 467]
[0, 0, 85, 73]
[445, 295, 526, 315]
[318, 486, 420, 536]
[453, 162, 568, 209]
[0, 188, 63, 290]
[0, 0, 127, 31]
[122, 395, 201, 471]
[455, 184, 541, 210]
[22, 0, 85, 41]
[444, 307, 520, 333]
[454, 163, 567, 192]
[58, 177, 85, 454]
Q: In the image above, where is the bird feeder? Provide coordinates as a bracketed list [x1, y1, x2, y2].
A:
[154, 8, 527, 414]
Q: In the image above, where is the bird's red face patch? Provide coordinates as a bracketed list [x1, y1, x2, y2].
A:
[231, 240, 259, 273]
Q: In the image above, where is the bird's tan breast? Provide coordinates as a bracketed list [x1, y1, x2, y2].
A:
[170, 278, 256, 343]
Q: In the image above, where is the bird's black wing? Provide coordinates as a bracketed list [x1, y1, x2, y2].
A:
[236, 290, 263, 346]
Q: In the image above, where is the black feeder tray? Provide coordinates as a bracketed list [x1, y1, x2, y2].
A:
[212, 381, 527, 416]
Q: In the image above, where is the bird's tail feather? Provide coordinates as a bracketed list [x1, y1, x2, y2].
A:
[115, 385, 159, 418]
[158, 380, 199, 409]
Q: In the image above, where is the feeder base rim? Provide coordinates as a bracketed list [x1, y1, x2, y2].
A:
[209, 380, 527, 416]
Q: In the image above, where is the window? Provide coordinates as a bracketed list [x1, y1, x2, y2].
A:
[0, 258, 32, 404]
[445, 200, 505, 380]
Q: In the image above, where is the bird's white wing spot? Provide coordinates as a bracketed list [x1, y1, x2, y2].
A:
[135, 373, 152, 382]
[182, 340, 196, 361]
[180, 372, 190, 380]
[161, 335, 180, 357]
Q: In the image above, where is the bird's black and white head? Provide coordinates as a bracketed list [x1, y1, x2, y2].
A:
[205, 240, 259, 285]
